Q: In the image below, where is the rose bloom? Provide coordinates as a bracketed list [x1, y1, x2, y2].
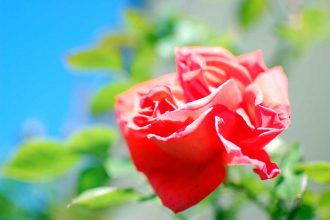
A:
[115, 47, 290, 213]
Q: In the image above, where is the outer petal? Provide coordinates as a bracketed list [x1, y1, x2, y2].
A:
[243, 67, 291, 129]
[118, 116, 226, 213]
[215, 116, 280, 179]
[238, 50, 267, 79]
[146, 149, 225, 213]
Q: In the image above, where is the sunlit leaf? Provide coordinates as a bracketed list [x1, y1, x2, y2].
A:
[3, 140, 77, 181]
[238, 0, 267, 28]
[67, 47, 122, 71]
[296, 161, 330, 184]
[68, 187, 143, 209]
[76, 164, 110, 194]
[90, 81, 132, 115]
[67, 126, 116, 158]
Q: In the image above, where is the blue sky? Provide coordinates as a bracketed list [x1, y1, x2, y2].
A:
[0, 0, 141, 154]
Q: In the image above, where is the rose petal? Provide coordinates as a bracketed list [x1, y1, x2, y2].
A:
[215, 116, 280, 179]
[119, 119, 226, 213]
[115, 73, 178, 119]
[143, 79, 242, 143]
[146, 155, 226, 213]
[148, 107, 222, 164]
[253, 67, 290, 108]
[205, 57, 252, 85]
[238, 50, 267, 79]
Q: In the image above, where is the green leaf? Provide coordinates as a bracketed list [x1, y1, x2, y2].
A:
[238, 0, 267, 28]
[296, 161, 330, 184]
[125, 9, 151, 35]
[277, 8, 329, 51]
[294, 204, 315, 220]
[67, 47, 122, 71]
[68, 187, 143, 209]
[76, 164, 110, 194]
[280, 143, 302, 176]
[276, 173, 307, 201]
[319, 190, 330, 219]
[3, 140, 77, 181]
[90, 81, 132, 115]
[67, 126, 116, 158]
[275, 143, 306, 201]
[100, 34, 134, 48]
[106, 157, 135, 178]
[131, 48, 154, 81]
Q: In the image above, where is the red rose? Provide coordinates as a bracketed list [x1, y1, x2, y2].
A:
[115, 47, 290, 213]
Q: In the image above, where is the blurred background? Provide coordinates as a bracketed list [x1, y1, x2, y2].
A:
[1, 0, 330, 219]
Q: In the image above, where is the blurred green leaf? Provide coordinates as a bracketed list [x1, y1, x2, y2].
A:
[277, 8, 329, 51]
[238, 0, 267, 28]
[302, 191, 319, 205]
[3, 140, 77, 181]
[319, 190, 330, 219]
[106, 157, 135, 178]
[125, 9, 152, 36]
[276, 173, 306, 201]
[281, 143, 302, 176]
[131, 48, 154, 81]
[296, 161, 330, 184]
[67, 47, 122, 71]
[67, 126, 116, 158]
[100, 34, 134, 48]
[90, 81, 132, 115]
[293, 204, 315, 220]
[68, 187, 143, 209]
[275, 143, 306, 201]
[241, 174, 266, 198]
[76, 164, 110, 194]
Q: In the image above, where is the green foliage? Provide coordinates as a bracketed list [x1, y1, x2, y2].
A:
[3, 140, 77, 182]
[276, 173, 306, 201]
[125, 9, 152, 38]
[67, 126, 116, 158]
[68, 47, 122, 71]
[68, 187, 143, 209]
[277, 7, 329, 52]
[296, 161, 330, 184]
[275, 144, 307, 201]
[319, 190, 330, 219]
[131, 47, 154, 81]
[238, 0, 267, 28]
[106, 157, 135, 178]
[280, 143, 301, 176]
[76, 164, 110, 194]
[90, 82, 133, 115]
